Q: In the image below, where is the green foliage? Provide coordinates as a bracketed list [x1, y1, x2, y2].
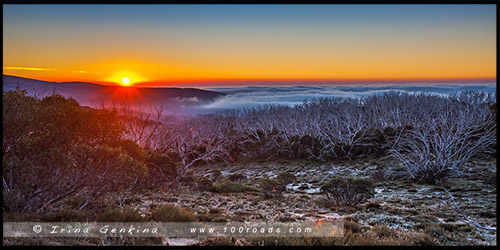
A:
[69, 144, 148, 191]
[259, 172, 296, 199]
[210, 181, 259, 193]
[2, 90, 147, 213]
[120, 139, 146, 161]
[151, 204, 197, 222]
[143, 150, 178, 189]
[320, 176, 375, 206]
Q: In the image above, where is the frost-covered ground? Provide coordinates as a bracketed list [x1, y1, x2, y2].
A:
[125, 157, 496, 246]
[4, 157, 495, 246]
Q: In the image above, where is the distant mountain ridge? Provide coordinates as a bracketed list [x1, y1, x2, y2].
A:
[2, 75, 226, 108]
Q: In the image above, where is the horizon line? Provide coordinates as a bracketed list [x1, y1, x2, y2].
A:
[3, 74, 497, 88]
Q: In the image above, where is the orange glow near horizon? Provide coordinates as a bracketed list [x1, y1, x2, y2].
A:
[3, 5, 496, 87]
[3, 34, 496, 86]
[3, 43, 496, 86]
[3, 71, 496, 88]
[3, 58, 496, 87]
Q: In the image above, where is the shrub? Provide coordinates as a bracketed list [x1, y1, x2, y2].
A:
[144, 151, 178, 188]
[410, 233, 436, 246]
[210, 216, 229, 222]
[2, 90, 147, 213]
[210, 181, 259, 193]
[180, 171, 196, 185]
[119, 139, 146, 161]
[151, 204, 197, 222]
[344, 220, 363, 233]
[249, 236, 338, 246]
[259, 172, 296, 199]
[484, 172, 496, 187]
[41, 208, 91, 222]
[276, 172, 297, 185]
[390, 93, 496, 184]
[259, 178, 282, 199]
[101, 237, 164, 246]
[372, 225, 396, 238]
[365, 201, 381, 210]
[191, 237, 254, 246]
[211, 169, 222, 182]
[249, 229, 437, 246]
[16, 203, 146, 223]
[197, 177, 213, 192]
[343, 216, 359, 222]
[372, 167, 389, 181]
[3, 212, 42, 222]
[320, 177, 375, 206]
[228, 173, 246, 182]
[196, 213, 229, 222]
[61, 194, 93, 210]
[194, 237, 234, 246]
[278, 216, 297, 222]
[208, 208, 223, 214]
[96, 206, 146, 222]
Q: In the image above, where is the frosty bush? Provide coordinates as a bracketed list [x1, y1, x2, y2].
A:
[276, 172, 297, 185]
[389, 92, 496, 184]
[260, 178, 282, 199]
[320, 177, 375, 206]
[260, 172, 296, 199]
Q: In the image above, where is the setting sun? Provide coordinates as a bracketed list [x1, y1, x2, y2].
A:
[104, 71, 145, 86]
[121, 77, 130, 85]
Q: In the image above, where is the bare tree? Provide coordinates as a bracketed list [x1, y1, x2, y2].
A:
[157, 115, 231, 186]
[389, 92, 496, 183]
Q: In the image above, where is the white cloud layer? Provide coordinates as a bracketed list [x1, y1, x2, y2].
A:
[194, 83, 497, 112]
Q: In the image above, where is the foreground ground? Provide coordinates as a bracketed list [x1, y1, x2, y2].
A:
[4, 157, 497, 246]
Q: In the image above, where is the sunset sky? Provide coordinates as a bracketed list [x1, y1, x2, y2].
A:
[3, 4, 496, 87]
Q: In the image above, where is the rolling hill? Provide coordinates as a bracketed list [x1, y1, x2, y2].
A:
[2, 75, 226, 109]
